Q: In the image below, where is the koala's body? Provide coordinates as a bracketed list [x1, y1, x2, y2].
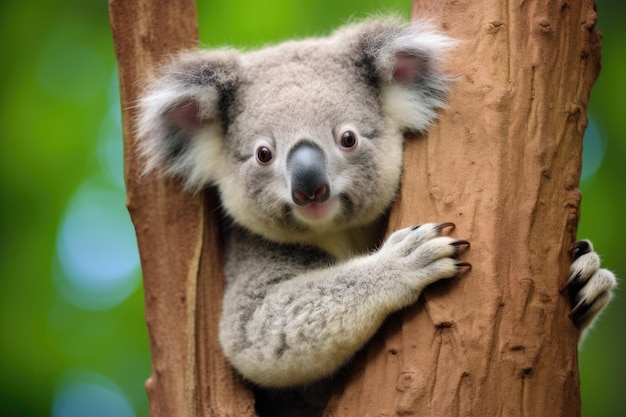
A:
[138, 16, 616, 406]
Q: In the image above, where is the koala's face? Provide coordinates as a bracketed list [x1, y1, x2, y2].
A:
[215, 44, 403, 242]
[138, 18, 454, 245]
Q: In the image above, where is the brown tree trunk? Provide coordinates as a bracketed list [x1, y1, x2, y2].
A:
[109, 0, 255, 416]
[109, 0, 601, 416]
[327, 1, 601, 416]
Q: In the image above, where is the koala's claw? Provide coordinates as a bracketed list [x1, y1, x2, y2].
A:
[562, 240, 617, 330]
[450, 240, 470, 260]
[569, 296, 593, 319]
[452, 239, 470, 249]
[455, 261, 472, 273]
[560, 240, 596, 292]
[435, 222, 456, 233]
[569, 240, 591, 260]
[567, 275, 614, 329]
[560, 273, 579, 293]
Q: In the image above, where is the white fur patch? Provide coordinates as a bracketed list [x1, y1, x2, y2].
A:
[381, 85, 440, 131]
[173, 125, 226, 190]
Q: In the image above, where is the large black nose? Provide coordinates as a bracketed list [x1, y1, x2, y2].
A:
[288, 142, 330, 206]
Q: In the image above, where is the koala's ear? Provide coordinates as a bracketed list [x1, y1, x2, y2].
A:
[344, 18, 457, 133]
[137, 49, 240, 190]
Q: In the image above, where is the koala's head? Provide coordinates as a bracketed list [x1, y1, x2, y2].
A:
[138, 18, 454, 245]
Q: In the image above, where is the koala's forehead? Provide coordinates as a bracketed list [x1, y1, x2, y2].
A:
[230, 40, 381, 133]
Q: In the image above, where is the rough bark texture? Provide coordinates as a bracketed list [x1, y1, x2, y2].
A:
[109, 1, 255, 416]
[110, 0, 601, 416]
[327, 1, 601, 416]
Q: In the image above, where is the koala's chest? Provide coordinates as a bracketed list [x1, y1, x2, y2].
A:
[305, 219, 386, 260]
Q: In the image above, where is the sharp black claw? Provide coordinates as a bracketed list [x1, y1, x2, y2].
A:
[456, 261, 472, 273]
[451, 240, 470, 257]
[436, 222, 456, 233]
[560, 271, 581, 293]
[569, 241, 590, 260]
[568, 298, 585, 318]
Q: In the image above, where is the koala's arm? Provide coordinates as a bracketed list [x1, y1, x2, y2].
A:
[218, 223, 467, 388]
[563, 240, 617, 342]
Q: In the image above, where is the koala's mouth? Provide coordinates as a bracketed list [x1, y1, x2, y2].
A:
[292, 196, 340, 223]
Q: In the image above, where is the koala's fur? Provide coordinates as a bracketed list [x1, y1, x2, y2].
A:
[139, 19, 454, 258]
[138, 16, 616, 404]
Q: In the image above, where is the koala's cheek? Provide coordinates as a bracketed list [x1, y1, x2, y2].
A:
[353, 159, 402, 220]
[240, 171, 287, 215]
[245, 170, 275, 199]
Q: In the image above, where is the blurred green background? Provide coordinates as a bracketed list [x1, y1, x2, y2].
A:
[0, 1, 623, 416]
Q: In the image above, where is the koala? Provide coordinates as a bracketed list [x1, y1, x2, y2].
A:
[137, 17, 617, 416]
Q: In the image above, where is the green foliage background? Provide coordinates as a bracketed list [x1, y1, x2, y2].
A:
[0, 1, 623, 416]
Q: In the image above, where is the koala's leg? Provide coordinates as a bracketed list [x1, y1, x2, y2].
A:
[219, 223, 468, 388]
[562, 240, 617, 342]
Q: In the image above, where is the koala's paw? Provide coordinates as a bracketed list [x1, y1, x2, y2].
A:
[381, 222, 470, 289]
[562, 240, 617, 330]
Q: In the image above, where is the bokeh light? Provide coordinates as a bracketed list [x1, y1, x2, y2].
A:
[53, 369, 135, 417]
[55, 180, 140, 311]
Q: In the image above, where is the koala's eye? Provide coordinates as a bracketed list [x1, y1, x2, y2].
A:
[339, 131, 358, 149]
[256, 146, 273, 164]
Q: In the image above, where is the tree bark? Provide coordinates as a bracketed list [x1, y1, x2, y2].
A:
[326, 1, 601, 416]
[109, 1, 255, 416]
[110, 0, 601, 416]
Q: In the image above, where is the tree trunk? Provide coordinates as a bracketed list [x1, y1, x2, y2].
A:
[109, 1, 256, 416]
[327, 1, 601, 416]
[109, 0, 601, 416]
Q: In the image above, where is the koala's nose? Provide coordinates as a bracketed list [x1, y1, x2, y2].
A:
[288, 142, 330, 206]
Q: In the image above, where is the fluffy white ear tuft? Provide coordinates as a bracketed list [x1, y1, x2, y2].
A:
[136, 49, 240, 190]
[346, 18, 457, 133]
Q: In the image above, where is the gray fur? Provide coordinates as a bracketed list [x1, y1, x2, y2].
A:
[137, 16, 616, 398]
